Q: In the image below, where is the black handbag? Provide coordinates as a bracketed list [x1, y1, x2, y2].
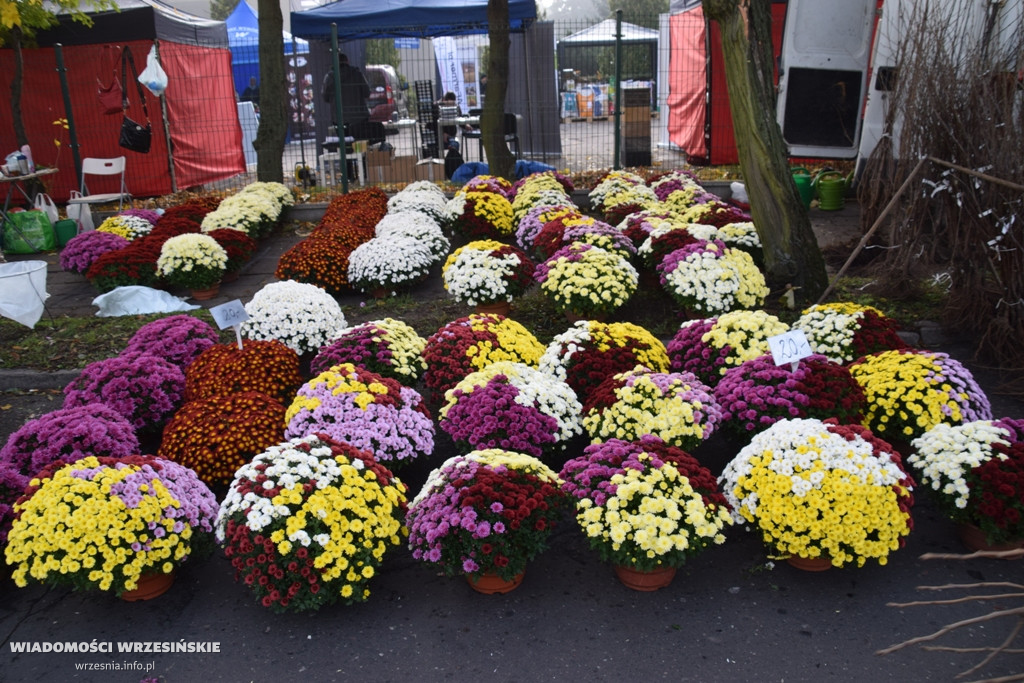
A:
[118, 47, 152, 153]
[119, 116, 152, 154]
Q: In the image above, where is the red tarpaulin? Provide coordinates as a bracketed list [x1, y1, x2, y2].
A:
[667, 7, 708, 159]
[667, 2, 788, 165]
[0, 0, 245, 203]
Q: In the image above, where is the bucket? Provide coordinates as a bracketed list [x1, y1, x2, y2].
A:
[791, 166, 813, 209]
[0, 260, 49, 328]
[814, 170, 848, 211]
[54, 219, 78, 247]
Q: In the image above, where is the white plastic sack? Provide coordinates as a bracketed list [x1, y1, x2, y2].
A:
[139, 46, 168, 97]
[67, 192, 94, 233]
[93, 285, 198, 317]
[33, 193, 59, 224]
[0, 260, 49, 328]
[730, 182, 749, 204]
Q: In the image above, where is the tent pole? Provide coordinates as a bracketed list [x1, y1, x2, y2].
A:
[613, 10, 623, 170]
[153, 40, 177, 193]
[703, 14, 712, 164]
[54, 44, 83, 190]
[330, 23, 349, 194]
[521, 25, 536, 162]
[294, 36, 308, 186]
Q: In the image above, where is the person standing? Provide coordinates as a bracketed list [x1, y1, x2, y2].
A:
[240, 76, 260, 108]
[322, 53, 370, 134]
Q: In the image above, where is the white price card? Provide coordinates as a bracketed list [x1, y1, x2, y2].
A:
[210, 300, 249, 330]
[767, 330, 813, 369]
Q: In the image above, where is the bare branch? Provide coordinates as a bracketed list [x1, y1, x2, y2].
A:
[920, 549, 1024, 562]
[876, 606, 1024, 655]
[956, 618, 1024, 679]
[960, 675, 1024, 683]
[921, 647, 1024, 654]
[916, 583, 1024, 592]
[888, 593, 1024, 608]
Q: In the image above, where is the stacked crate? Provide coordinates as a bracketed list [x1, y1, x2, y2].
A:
[415, 80, 438, 159]
[621, 87, 651, 168]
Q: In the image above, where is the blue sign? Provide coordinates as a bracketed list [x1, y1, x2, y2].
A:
[394, 38, 420, 50]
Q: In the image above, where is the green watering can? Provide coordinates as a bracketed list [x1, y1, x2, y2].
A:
[813, 170, 850, 211]
[791, 166, 814, 209]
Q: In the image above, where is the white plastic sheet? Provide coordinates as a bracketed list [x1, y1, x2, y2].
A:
[730, 182, 748, 204]
[0, 260, 49, 328]
[93, 285, 199, 317]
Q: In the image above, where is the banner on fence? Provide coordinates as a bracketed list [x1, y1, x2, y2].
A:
[433, 36, 483, 112]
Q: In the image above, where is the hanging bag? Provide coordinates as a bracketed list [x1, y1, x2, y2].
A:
[97, 75, 123, 115]
[118, 47, 152, 154]
[97, 47, 123, 115]
[139, 45, 168, 97]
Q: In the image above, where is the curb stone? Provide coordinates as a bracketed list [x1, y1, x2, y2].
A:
[0, 369, 80, 391]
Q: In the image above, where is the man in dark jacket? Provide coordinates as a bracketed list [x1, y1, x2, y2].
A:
[322, 53, 371, 133]
[240, 76, 260, 107]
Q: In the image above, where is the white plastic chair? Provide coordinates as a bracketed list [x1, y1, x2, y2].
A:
[66, 157, 130, 213]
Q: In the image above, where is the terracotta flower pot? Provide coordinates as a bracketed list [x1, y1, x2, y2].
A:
[613, 564, 676, 591]
[475, 300, 511, 317]
[565, 310, 607, 324]
[121, 570, 175, 601]
[190, 282, 221, 301]
[786, 555, 833, 572]
[465, 570, 524, 595]
[957, 522, 1024, 554]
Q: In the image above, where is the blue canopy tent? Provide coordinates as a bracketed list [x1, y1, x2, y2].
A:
[227, 1, 308, 96]
[290, 0, 537, 40]
[227, 1, 312, 139]
[290, 0, 560, 164]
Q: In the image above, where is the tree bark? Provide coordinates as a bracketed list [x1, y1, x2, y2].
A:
[484, 0, 516, 181]
[10, 27, 28, 148]
[254, 0, 287, 183]
[702, 0, 828, 303]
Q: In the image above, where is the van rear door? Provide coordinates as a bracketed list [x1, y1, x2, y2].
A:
[775, 0, 877, 158]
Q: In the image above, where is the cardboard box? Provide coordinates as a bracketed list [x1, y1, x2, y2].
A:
[414, 159, 444, 182]
[623, 120, 649, 139]
[391, 156, 418, 181]
[366, 148, 393, 168]
[366, 155, 414, 183]
[624, 106, 649, 124]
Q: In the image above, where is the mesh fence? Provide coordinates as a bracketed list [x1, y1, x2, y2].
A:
[0, 12, 789, 200]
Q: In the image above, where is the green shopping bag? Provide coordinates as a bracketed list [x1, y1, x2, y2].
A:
[2, 210, 55, 254]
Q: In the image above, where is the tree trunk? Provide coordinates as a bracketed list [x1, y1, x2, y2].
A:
[11, 27, 28, 148]
[703, 0, 828, 303]
[484, 0, 516, 181]
[254, 0, 287, 183]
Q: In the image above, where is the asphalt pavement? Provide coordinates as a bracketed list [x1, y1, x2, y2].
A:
[2, 200, 1023, 682]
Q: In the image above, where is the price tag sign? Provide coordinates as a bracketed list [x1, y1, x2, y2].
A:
[210, 300, 249, 330]
[210, 300, 249, 350]
[767, 330, 813, 371]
